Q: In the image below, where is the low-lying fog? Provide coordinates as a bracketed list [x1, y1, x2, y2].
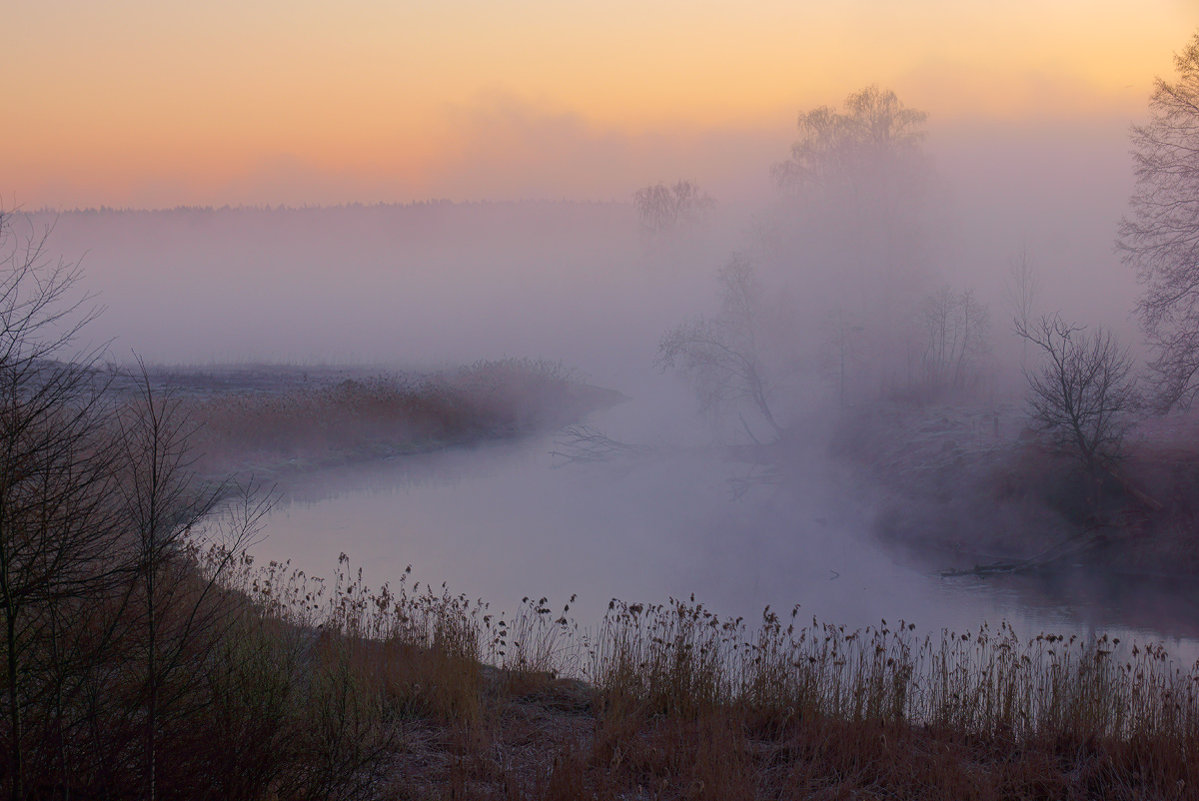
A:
[262, 411, 1199, 646]
[25, 106, 1196, 654]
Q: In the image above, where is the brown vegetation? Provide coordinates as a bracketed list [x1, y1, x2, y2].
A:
[7, 373, 1199, 798]
[836, 398, 1199, 580]
[151, 565, 1199, 800]
[176, 359, 619, 478]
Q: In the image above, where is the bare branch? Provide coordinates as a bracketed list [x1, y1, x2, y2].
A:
[1120, 32, 1199, 408]
[658, 255, 787, 440]
[1015, 314, 1140, 476]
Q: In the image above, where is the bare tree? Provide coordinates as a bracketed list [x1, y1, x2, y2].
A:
[768, 86, 934, 395]
[772, 86, 927, 207]
[1015, 314, 1140, 484]
[0, 210, 131, 800]
[0, 211, 275, 798]
[820, 307, 863, 406]
[116, 364, 211, 801]
[115, 360, 269, 801]
[1119, 32, 1199, 409]
[919, 286, 991, 394]
[659, 255, 788, 442]
[0, 210, 295, 798]
[633, 180, 714, 237]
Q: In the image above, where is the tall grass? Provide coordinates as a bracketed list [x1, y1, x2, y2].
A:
[224, 555, 1199, 797]
[16, 534, 1199, 798]
[584, 597, 1199, 745]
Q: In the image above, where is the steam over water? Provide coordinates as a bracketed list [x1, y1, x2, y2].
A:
[257, 398, 1199, 656]
[30, 123, 1199, 658]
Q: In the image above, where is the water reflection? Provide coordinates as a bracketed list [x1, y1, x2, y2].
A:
[944, 570, 1199, 644]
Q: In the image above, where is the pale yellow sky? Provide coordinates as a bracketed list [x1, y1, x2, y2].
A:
[6, 0, 1197, 208]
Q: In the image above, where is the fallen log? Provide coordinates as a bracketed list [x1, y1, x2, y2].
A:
[940, 524, 1105, 578]
[1106, 465, 1163, 511]
[941, 561, 1027, 578]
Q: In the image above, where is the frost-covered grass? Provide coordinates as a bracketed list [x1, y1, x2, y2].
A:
[22, 532, 1199, 799]
[179, 359, 594, 473]
[205, 558, 1199, 799]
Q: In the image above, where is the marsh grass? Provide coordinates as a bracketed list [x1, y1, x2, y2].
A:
[21, 537, 1198, 798]
[584, 598, 1199, 742]
[223, 556, 1199, 798]
[183, 359, 587, 473]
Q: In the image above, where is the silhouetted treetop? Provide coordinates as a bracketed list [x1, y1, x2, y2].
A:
[633, 180, 714, 236]
[772, 86, 928, 200]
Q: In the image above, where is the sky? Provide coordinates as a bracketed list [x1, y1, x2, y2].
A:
[7, 0, 1199, 209]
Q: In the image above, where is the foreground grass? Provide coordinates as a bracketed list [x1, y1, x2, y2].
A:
[190, 557, 1199, 801]
[12, 533, 1198, 799]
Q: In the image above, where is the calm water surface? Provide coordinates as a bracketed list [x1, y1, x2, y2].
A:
[252, 403, 1199, 662]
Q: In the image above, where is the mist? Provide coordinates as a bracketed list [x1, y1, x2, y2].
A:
[37, 108, 1143, 358]
[20, 99, 1195, 656]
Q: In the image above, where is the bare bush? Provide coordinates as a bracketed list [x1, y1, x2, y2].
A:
[1015, 314, 1140, 480]
[659, 255, 790, 442]
[917, 286, 991, 395]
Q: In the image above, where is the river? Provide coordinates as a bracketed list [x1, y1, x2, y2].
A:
[250, 397, 1199, 660]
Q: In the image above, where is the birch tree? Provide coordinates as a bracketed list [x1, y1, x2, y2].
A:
[1120, 32, 1199, 408]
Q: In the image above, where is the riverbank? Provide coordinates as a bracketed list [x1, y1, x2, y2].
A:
[116, 359, 624, 483]
[177, 560, 1199, 800]
[832, 400, 1199, 580]
[15, 368, 1199, 798]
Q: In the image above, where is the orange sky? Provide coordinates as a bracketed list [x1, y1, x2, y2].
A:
[6, 0, 1198, 208]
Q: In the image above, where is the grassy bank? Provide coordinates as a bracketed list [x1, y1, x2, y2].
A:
[154, 558, 1199, 800]
[836, 400, 1199, 580]
[0, 350, 636, 799]
[167, 359, 621, 478]
[8, 372, 1199, 798]
[6, 501, 1198, 799]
